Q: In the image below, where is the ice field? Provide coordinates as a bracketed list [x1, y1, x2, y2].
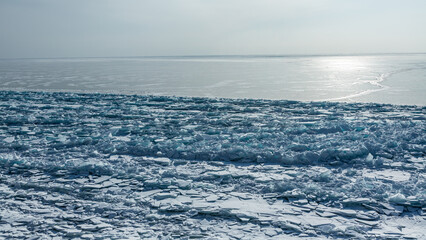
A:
[0, 90, 425, 239]
[1, 54, 426, 106]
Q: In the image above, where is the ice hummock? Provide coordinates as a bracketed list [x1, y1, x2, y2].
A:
[0, 90, 424, 239]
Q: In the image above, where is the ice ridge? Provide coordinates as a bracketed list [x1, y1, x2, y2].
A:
[0, 90, 424, 239]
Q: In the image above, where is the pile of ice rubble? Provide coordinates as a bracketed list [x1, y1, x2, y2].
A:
[0, 90, 424, 239]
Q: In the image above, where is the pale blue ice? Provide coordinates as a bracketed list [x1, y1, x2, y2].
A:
[0, 53, 425, 105]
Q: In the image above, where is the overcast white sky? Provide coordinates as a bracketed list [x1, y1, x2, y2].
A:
[1, 0, 425, 58]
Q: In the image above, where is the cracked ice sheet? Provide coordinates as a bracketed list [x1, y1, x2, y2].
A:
[0, 90, 425, 239]
[363, 169, 411, 182]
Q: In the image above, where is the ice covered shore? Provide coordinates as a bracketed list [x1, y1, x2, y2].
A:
[0, 90, 425, 239]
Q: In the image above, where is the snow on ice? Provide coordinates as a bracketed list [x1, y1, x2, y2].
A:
[0, 90, 424, 239]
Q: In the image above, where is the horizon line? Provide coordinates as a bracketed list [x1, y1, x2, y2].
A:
[1, 52, 426, 60]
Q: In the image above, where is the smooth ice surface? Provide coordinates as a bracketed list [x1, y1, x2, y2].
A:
[0, 54, 425, 105]
[0, 91, 425, 239]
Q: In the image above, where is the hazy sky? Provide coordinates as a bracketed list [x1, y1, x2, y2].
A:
[1, 0, 425, 58]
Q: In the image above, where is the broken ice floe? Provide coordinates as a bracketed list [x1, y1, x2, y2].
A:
[0, 91, 424, 239]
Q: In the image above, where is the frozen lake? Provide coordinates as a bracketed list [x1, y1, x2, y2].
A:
[0, 91, 424, 239]
[0, 54, 425, 105]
